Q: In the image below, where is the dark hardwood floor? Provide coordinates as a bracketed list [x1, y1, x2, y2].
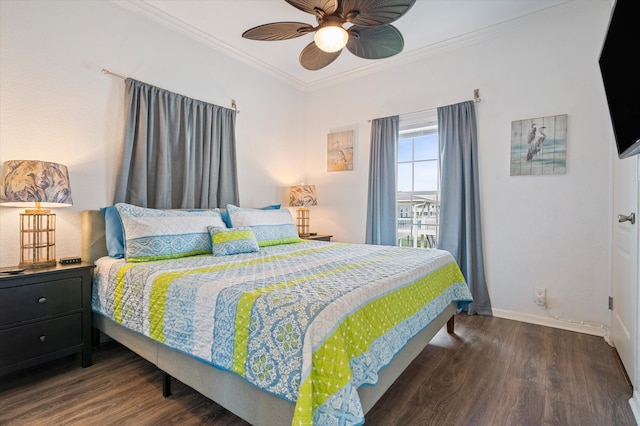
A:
[0, 315, 635, 425]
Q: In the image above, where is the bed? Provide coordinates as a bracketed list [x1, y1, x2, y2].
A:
[82, 205, 472, 425]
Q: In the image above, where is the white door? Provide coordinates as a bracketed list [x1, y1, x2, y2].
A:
[611, 154, 639, 387]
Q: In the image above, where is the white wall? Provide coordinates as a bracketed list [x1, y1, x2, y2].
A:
[0, 0, 305, 266]
[304, 1, 614, 332]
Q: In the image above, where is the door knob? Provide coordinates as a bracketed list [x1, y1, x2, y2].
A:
[618, 213, 636, 224]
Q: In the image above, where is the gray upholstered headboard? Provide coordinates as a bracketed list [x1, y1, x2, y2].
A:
[81, 210, 108, 263]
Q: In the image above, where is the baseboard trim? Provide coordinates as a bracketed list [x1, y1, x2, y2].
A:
[629, 391, 640, 424]
[492, 308, 608, 337]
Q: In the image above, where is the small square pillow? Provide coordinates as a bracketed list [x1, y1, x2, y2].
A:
[208, 226, 259, 256]
[226, 204, 300, 247]
[115, 203, 226, 262]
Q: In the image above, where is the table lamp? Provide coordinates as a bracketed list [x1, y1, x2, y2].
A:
[0, 160, 73, 268]
[289, 184, 317, 237]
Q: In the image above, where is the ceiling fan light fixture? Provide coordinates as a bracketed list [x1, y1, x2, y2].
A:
[242, 0, 417, 70]
[314, 24, 348, 53]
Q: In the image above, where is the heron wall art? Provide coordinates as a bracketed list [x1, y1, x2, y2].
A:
[510, 114, 568, 176]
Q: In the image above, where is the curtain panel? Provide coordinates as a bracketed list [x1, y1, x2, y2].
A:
[437, 101, 492, 315]
[366, 115, 399, 245]
[114, 78, 239, 209]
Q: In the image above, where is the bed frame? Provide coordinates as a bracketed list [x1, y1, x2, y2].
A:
[81, 210, 456, 425]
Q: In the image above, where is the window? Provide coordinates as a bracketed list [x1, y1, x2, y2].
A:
[397, 111, 439, 248]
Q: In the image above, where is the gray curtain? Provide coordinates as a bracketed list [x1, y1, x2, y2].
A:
[366, 115, 399, 245]
[437, 101, 492, 315]
[114, 78, 239, 209]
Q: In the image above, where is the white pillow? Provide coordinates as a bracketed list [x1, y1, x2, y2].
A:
[115, 203, 226, 262]
[226, 204, 300, 247]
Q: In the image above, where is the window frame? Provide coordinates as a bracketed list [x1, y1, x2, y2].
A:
[397, 110, 440, 249]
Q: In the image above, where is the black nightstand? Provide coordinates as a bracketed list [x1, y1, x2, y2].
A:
[302, 234, 332, 242]
[0, 263, 94, 376]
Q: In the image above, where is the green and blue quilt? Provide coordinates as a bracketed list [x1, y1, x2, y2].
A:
[93, 241, 472, 425]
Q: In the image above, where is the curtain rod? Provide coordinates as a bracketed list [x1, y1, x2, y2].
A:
[101, 68, 240, 114]
[368, 89, 481, 122]
[101, 68, 126, 79]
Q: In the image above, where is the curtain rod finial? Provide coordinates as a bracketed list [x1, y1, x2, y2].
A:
[474, 89, 481, 103]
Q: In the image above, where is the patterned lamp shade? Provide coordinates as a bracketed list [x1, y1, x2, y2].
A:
[289, 185, 317, 207]
[289, 185, 317, 237]
[0, 160, 73, 208]
[0, 160, 73, 268]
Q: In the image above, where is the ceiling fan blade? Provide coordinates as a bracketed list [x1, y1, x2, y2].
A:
[242, 22, 314, 41]
[341, 0, 416, 26]
[286, 0, 338, 16]
[299, 41, 341, 70]
[346, 25, 404, 59]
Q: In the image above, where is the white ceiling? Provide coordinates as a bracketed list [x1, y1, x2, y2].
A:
[120, 0, 570, 89]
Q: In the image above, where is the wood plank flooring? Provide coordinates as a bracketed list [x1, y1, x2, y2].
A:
[0, 314, 635, 425]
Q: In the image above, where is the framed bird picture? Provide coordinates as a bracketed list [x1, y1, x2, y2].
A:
[510, 114, 568, 176]
[327, 130, 354, 172]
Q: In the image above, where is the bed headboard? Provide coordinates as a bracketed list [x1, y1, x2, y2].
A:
[81, 210, 108, 263]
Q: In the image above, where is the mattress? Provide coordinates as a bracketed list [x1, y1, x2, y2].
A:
[92, 240, 472, 425]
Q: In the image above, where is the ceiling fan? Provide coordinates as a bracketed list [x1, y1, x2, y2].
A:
[242, 0, 416, 71]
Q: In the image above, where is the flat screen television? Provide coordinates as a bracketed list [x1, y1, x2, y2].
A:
[598, 0, 640, 159]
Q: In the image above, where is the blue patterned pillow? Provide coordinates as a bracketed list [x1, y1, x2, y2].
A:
[226, 204, 300, 247]
[115, 203, 226, 262]
[208, 226, 259, 256]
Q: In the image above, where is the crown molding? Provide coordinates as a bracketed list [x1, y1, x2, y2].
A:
[306, 1, 574, 91]
[113, 0, 309, 91]
[304, 20, 508, 92]
[112, 0, 567, 93]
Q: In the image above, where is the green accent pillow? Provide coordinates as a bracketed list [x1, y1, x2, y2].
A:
[208, 226, 259, 256]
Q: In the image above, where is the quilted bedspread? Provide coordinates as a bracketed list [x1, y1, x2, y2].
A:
[92, 241, 472, 425]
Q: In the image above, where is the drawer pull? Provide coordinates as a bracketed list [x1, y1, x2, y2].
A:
[39, 335, 46, 342]
[38, 297, 47, 304]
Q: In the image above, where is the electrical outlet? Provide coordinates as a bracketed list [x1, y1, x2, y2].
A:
[534, 287, 546, 307]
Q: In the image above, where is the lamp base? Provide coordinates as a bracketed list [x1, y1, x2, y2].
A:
[19, 211, 57, 269]
[19, 259, 57, 269]
[296, 207, 310, 237]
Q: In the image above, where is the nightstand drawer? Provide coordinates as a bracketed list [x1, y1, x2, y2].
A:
[0, 313, 82, 366]
[0, 277, 82, 326]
